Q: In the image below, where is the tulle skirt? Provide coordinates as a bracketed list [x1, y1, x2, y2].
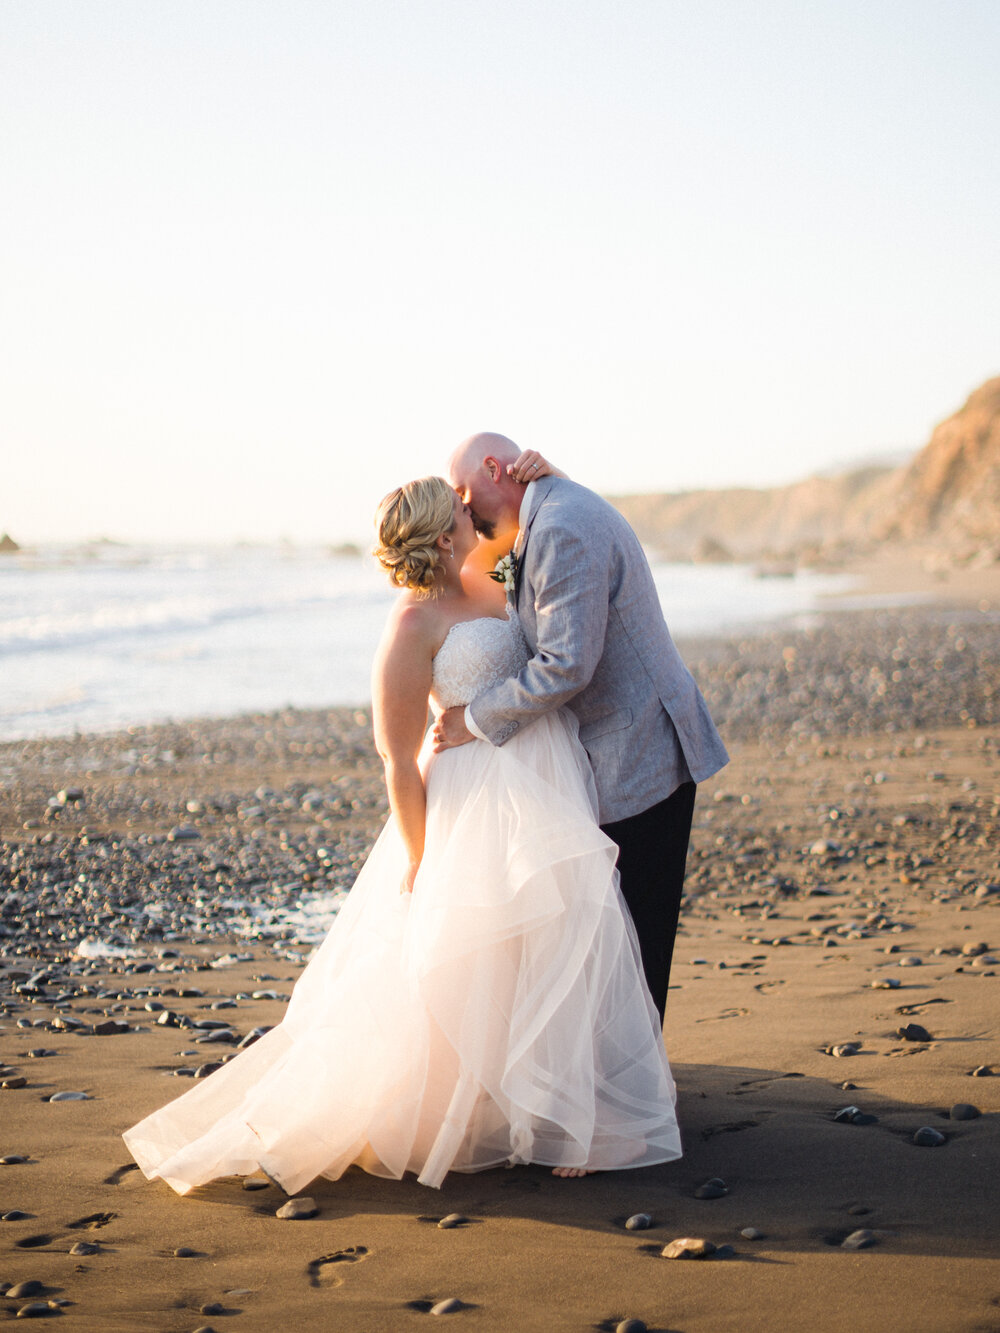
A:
[123, 712, 681, 1194]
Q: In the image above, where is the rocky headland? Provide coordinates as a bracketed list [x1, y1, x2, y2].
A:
[610, 376, 1000, 573]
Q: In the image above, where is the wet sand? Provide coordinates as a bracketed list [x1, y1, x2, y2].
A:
[2, 589, 999, 1332]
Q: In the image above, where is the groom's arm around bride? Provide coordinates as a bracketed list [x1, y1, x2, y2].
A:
[436, 433, 728, 1021]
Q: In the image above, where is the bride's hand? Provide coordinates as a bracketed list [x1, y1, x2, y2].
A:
[507, 449, 564, 483]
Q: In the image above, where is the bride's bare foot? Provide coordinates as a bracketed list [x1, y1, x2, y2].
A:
[551, 1166, 596, 1178]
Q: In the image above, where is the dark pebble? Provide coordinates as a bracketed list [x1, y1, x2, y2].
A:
[437, 1213, 467, 1229]
[14, 1302, 50, 1318]
[740, 1226, 764, 1239]
[2, 1076, 28, 1089]
[897, 1023, 933, 1042]
[616, 1321, 647, 1333]
[842, 1229, 877, 1250]
[242, 1175, 270, 1190]
[913, 1126, 947, 1147]
[950, 1103, 980, 1120]
[200, 1302, 225, 1315]
[173, 1246, 198, 1257]
[3, 1210, 31, 1221]
[194, 1062, 223, 1078]
[7, 1281, 44, 1298]
[69, 1240, 99, 1256]
[92, 1019, 130, 1036]
[47, 1090, 90, 1102]
[694, 1178, 728, 1199]
[0, 1154, 30, 1165]
[624, 1213, 653, 1231]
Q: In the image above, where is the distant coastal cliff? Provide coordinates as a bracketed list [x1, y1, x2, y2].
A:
[610, 376, 1000, 569]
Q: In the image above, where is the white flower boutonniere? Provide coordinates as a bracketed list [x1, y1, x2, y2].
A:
[488, 550, 518, 593]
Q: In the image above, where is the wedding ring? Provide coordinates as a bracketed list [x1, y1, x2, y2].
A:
[529, 462, 539, 470]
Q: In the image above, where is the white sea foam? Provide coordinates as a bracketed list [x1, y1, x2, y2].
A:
[0, 541, 857, 743]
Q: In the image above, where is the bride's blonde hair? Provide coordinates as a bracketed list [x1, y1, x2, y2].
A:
[374, 476, 456, 591]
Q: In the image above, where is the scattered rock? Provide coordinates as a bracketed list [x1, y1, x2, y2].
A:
[437, 1213, 468, 1229]
[913, 1126, 947, 1147]
[276, 1196, 319, 1220]
[69, 1240, 100, 1256]
[624, 1213, 653, 1231]
[693, 1177, 728, 1199]
[842, 1229, 877, 1250]
[949, 1103, 980, 1120]
[661, 1236, 717, 1259]
[616, 1321, 647, 1333]
[430, 1298, 464, 1315]
[740, 1226, 764, 1240]
[897, 1023, 933, 1042]
[47, 1090, 90, 1102]
[6, 1281, 44, 1298]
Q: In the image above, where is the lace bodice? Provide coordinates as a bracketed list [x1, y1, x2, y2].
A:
[431, 614, 530, 709]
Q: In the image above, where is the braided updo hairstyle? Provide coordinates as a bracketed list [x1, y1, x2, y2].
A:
[374, 476, 457, 592]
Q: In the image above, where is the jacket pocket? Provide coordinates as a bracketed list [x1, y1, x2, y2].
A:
[578, 707, 633, 742]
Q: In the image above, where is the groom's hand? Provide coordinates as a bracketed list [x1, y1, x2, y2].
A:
[431, 706, 474, 752]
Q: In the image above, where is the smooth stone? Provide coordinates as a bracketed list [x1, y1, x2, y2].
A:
[430, 1298, 464, 1315]
[950, 1103, 980, 1120]
[842, 1229, 877, 1250]
[913, 1126, 947, 1147]
[437, 1213, 467, 1229]
[194, 1062, 223, 1078]
[276, 1197, 318, 1220]
[237, 1026, 272, 1050]
[830, 1044, 859, 1057]
[962, 941, 990, 956]
[616, 1321, 647, 1333]
[694, 1178, 728, 1199]
[194, 1029, 237, 1044]
[2, 1076, 28, 1089]
[200, 1302, 225, 1315]
[870, 978, 900, 989]
[661, 1236, 716, 1259]
[897, 1023, 933, 1042]
[624, 1212, 653, 1231]
[69, 1240, 99, 1256]
[3, 1210, 31, 1221]
[7, 1281, 44, 1298]
[173, 1246, 198, 1257]
[740, 1227, 764, 1240]
[848, 1205, 871, 1216]
[242, 1175, 270, 1190]
[92, 1019, 130, 1035]
[897, 956, 923, 967]
[48, 1091, 90, 1102]
[14, 1302, 50, 1318]
[971, 1066, 995, 1077]
[0, 1155, 30, 1164]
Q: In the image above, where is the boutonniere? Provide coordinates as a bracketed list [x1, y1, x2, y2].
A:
[488, 549, 518, 593]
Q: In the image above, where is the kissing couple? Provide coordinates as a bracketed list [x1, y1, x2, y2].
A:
[124, 433, 728, 1191]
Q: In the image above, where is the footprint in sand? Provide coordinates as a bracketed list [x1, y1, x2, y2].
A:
[695, 1007, 750, 1023]
[754, 980, 786, 994]
[67, 1212, 117, 1230]
[103, 1163, 140, 1185]
[308, 1246, 369, 1287]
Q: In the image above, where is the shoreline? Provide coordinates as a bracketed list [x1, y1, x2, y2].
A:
[2, 597, 999, 1330]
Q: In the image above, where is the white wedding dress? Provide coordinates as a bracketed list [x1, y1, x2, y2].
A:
[123, 613, 681, 1194]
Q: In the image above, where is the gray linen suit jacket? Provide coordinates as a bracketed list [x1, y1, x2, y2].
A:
[468, 476, 729, 824]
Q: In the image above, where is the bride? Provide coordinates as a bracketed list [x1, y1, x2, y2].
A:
[122, 463, 681, 1194]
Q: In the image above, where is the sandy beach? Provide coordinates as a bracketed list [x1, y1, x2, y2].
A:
[2, 578, 999, 1332]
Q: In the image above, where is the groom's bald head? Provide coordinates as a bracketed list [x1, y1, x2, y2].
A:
[447, 433, 523, 538]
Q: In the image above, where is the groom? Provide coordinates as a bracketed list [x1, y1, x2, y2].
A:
[433, 432, 729, 1022]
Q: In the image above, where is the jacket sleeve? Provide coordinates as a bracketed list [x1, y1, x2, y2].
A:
[468, 514, 612, 745]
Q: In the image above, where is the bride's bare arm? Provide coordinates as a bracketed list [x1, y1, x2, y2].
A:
[506, 449, 567, 484]
[371, 605, 435, 892]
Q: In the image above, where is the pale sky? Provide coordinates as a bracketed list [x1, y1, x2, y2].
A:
[2, 0, 998, 545]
